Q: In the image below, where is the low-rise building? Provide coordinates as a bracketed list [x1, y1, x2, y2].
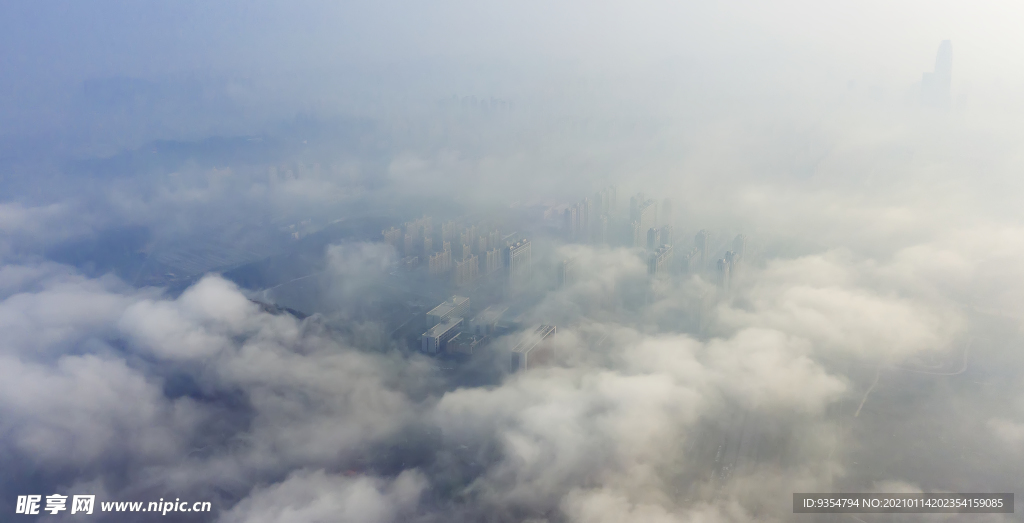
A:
[510, 325, 557, 373]
[422, 317, 463, 355]
[426, 295, 470, 327]
[469, 305, 508, 336]
[448, 333, 488, 355]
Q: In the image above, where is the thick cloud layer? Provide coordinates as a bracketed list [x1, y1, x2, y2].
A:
[2, 223, 1020, 521]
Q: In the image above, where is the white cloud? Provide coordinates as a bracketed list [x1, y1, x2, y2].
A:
[221, 469, 426, 523]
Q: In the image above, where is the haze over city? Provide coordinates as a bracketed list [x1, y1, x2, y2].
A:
[3, 2, 1024, 522]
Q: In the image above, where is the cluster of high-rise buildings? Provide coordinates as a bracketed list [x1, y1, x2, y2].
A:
[676, 230, 747, 287]
[558, 188, 752, 287]
[386, 189, 753, 373]
[626, 193, 676, 277]
[564, 186, 616, 244]
[383, 217, 532, 293]
[715, 234, 746, 289]
[376, 192, 760, 384]
[628, 194, 661, 247]
[555, 187, 753, 286]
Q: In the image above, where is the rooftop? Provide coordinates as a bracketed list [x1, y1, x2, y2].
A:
[424, 317, 463, 337]
[512, 325, 557, 354]
[449, 333, 489, 354]
[471, 305, 508, 324]
[426, 295, 469, 318]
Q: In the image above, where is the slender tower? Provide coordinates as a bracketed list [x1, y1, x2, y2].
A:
[922, 40, 952, 109]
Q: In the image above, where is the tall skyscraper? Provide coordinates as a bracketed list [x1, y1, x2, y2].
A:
[647, 227, 660, 250]
[485, 248, 502, 274]
[592, 187, 616, 244]
[421, 219, 433, 244]
[404, 234, 416, 257]
[642, 200, 657, 232]
[629, 193, 645, 223]
[715, 251, 738, 289]
[459, 225, 478, 251]
[565, 204, 580, 240]
[507, 239, 532, 293]
[695, 230, 710, 269]
[732, 234, 747, 261]
[404, 216, 432, 239]
[403, 216, 433, 257]
[595, 186, 616, 218]
[559, 258, 578, 288]
[716, 257, 731, 288]
[683, 247, 701, 273]
[582, 198, 592, 241]
[922, 40, 952, 110]
[630, 198, 658, 248]
[565, 197, 593, 243]
[660, 225, 673, 247]
[648, 245, 673, 276]
[429, 241, 453, 276]
[630, 221, 642, 249]
[661, 198, 672, 227]
[488, 230, 500, 250]
[455, 254, 479, 286]
[382, 227, 402, 250]
[593, 189, 604, 216]
[441, 221, 457, 244]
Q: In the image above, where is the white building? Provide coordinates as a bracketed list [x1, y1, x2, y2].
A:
[422, 317, 463, 354]
[426, 295, 470, 327]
